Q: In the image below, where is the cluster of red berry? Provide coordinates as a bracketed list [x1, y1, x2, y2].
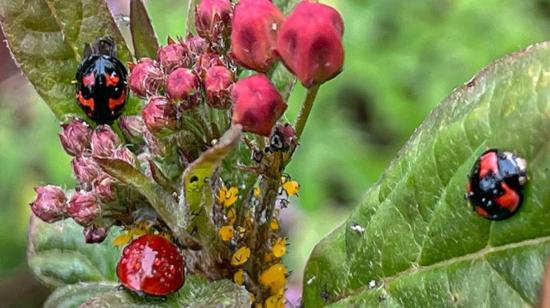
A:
[30, 0, 344, 305]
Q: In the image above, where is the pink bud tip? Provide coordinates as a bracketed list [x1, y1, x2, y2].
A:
[119, 116, 146, 144]
[142, 96, 178, 135]
[128, 58, 164, 97]
[93, 175, 117, 203]
[204, 65, 234, 109]
[59, 119, 92, 156]
[276, 1, 344, 88]
[30, 185, 67, 223]
[195, 0, 232, 43]
[72, 155, 100, 185]
[230, 0, 284, 72]
[166, 68, 201, 109]
[231, 74, 287, 136]
[157, 41, 190, 73]
[67, 191, 100, 226]
[91, 125, 121, 157]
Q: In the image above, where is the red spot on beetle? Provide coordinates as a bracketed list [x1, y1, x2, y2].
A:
[105, 72, 120, 87]
[109, 89, 126, 109]
[479, 151, 498, 178]
[82, 73, 95, 87]
[78, 92, 95, 111]
[496, 182, 520, 211]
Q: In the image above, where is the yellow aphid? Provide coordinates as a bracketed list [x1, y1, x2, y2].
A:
[259, 264, 288, 294]
[264, 252, 274, 263]
[226, 208, 237, 225]
[270, 218, 279, 231]
[272, 238, 287, 258]
[265, 293, 285, 308]
[234, 269, 245, 285]
[219, 225, 234, 242]
[282, 180, 300, 197]
[112, 232, 132, 247]
[254, 187, 261, 198]
[218, 186, 239, 207]
[231, 246, 251, 266]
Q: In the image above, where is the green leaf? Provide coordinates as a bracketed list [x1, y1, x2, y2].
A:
[130, 0, 159, 59]
[94, 158, 200, 249]
[80, 278, 250, 307]
[0, 0, 132, 120]
[27, 217, 121, 287]
[271, 62, 296, 101]
[273, 0, 300, 14]
[44, 282, 118, 308]
[302, 42, 550, 307]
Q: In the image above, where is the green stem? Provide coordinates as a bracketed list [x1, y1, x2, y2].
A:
[293, 85, 321, 140]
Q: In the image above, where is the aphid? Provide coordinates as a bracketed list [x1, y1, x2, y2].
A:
[218, 186, 239, 207]
[219, 225, 234, 242]
[271, 237, 287, 258]
[259, 263, 288, 294]
[233, 269, 245, 285]
[231, 246, 251, 266]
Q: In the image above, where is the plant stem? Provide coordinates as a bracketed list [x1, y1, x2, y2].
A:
[293, 84, 321, 140]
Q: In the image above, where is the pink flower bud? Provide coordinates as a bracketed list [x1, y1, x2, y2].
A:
[185, 34, 207, 60]
[114, 146, 137, 167]
[93, 175, 116, 202]
[119, 116, 146, 144]
[128, 58, 164, 97]
[91, 125, 121, 157]
[276, 1, 344, 88]
[195, 0, 232, 43]
[142, 96, 178, 135]
[83, 224, 110, 244]
[166, 68, 201, 109]
[72, 155, 100, 184]
[231, 74, 287, 136]
[59, 119, 92, 156]
[68, 191, 100, 226]
[194, 52, 225, 79]
[30, 185, 67, 223]
[204, 65, 233, 109]
[230, 0, 284, 72]
[157, 37, 190, 73]
[143, 131, 168, 157]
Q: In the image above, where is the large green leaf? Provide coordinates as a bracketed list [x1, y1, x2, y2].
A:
[303, 42, 550, 306]
[80, 277, 250, 307]
[0, 0, 131, 120]
[27, 217, 122, 287]
[130, 0, 159, 59]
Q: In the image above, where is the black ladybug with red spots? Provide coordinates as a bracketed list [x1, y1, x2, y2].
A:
[465, 149, 528, 220]
[75, 36, 128, 124]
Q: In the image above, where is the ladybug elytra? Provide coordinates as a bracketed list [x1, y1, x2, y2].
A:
[75, 36, 128, 124]
[116, 234, 185, 296]
[465, 149, 528, 220]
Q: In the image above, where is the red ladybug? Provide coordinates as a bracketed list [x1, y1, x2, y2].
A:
[75, 36, 128, 124]
[117, 234, 185, 296]
[465, 149, 528, 220]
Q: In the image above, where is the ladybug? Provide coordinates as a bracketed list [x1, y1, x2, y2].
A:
[75, 36, 128, 124]
[465, 149, 528, 220]
[116, 234, 185, 296]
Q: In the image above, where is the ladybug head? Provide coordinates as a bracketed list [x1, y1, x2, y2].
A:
[83, 36, 118, 58]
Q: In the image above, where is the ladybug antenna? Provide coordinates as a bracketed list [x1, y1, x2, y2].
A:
[83, 43, 93, 58]
[93, 36, 117, 57]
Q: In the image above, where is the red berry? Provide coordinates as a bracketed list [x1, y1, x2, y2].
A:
[231, 74, 287, 136]
[230, 0, 284, 72]
[117, 234, 185, 296]
[276, 1, 344, 88]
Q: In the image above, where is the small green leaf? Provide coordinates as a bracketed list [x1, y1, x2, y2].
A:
[80, 278, 250, 307]
[274, 0, 300, 14]
[271, 62, 296, 101]
[27, 217, 121, 287]
[44, 282, 118, 308]
[95, 158, 199, 249]
[303, 42, 550, 306]
[0, 0, 132, 120]
[130, 0, 159, 59]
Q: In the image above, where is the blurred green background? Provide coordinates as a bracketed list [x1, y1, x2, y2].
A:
[1, 0, 550, 306]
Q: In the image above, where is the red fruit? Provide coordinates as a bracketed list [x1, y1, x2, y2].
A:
[230, 0, 284, 72]
[231, 74, 287, 136]
[117, 234, 185, 296]
[276, 1, 344, 88]
[204, 65, 233, 109]
[195, 0, 232, 43]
